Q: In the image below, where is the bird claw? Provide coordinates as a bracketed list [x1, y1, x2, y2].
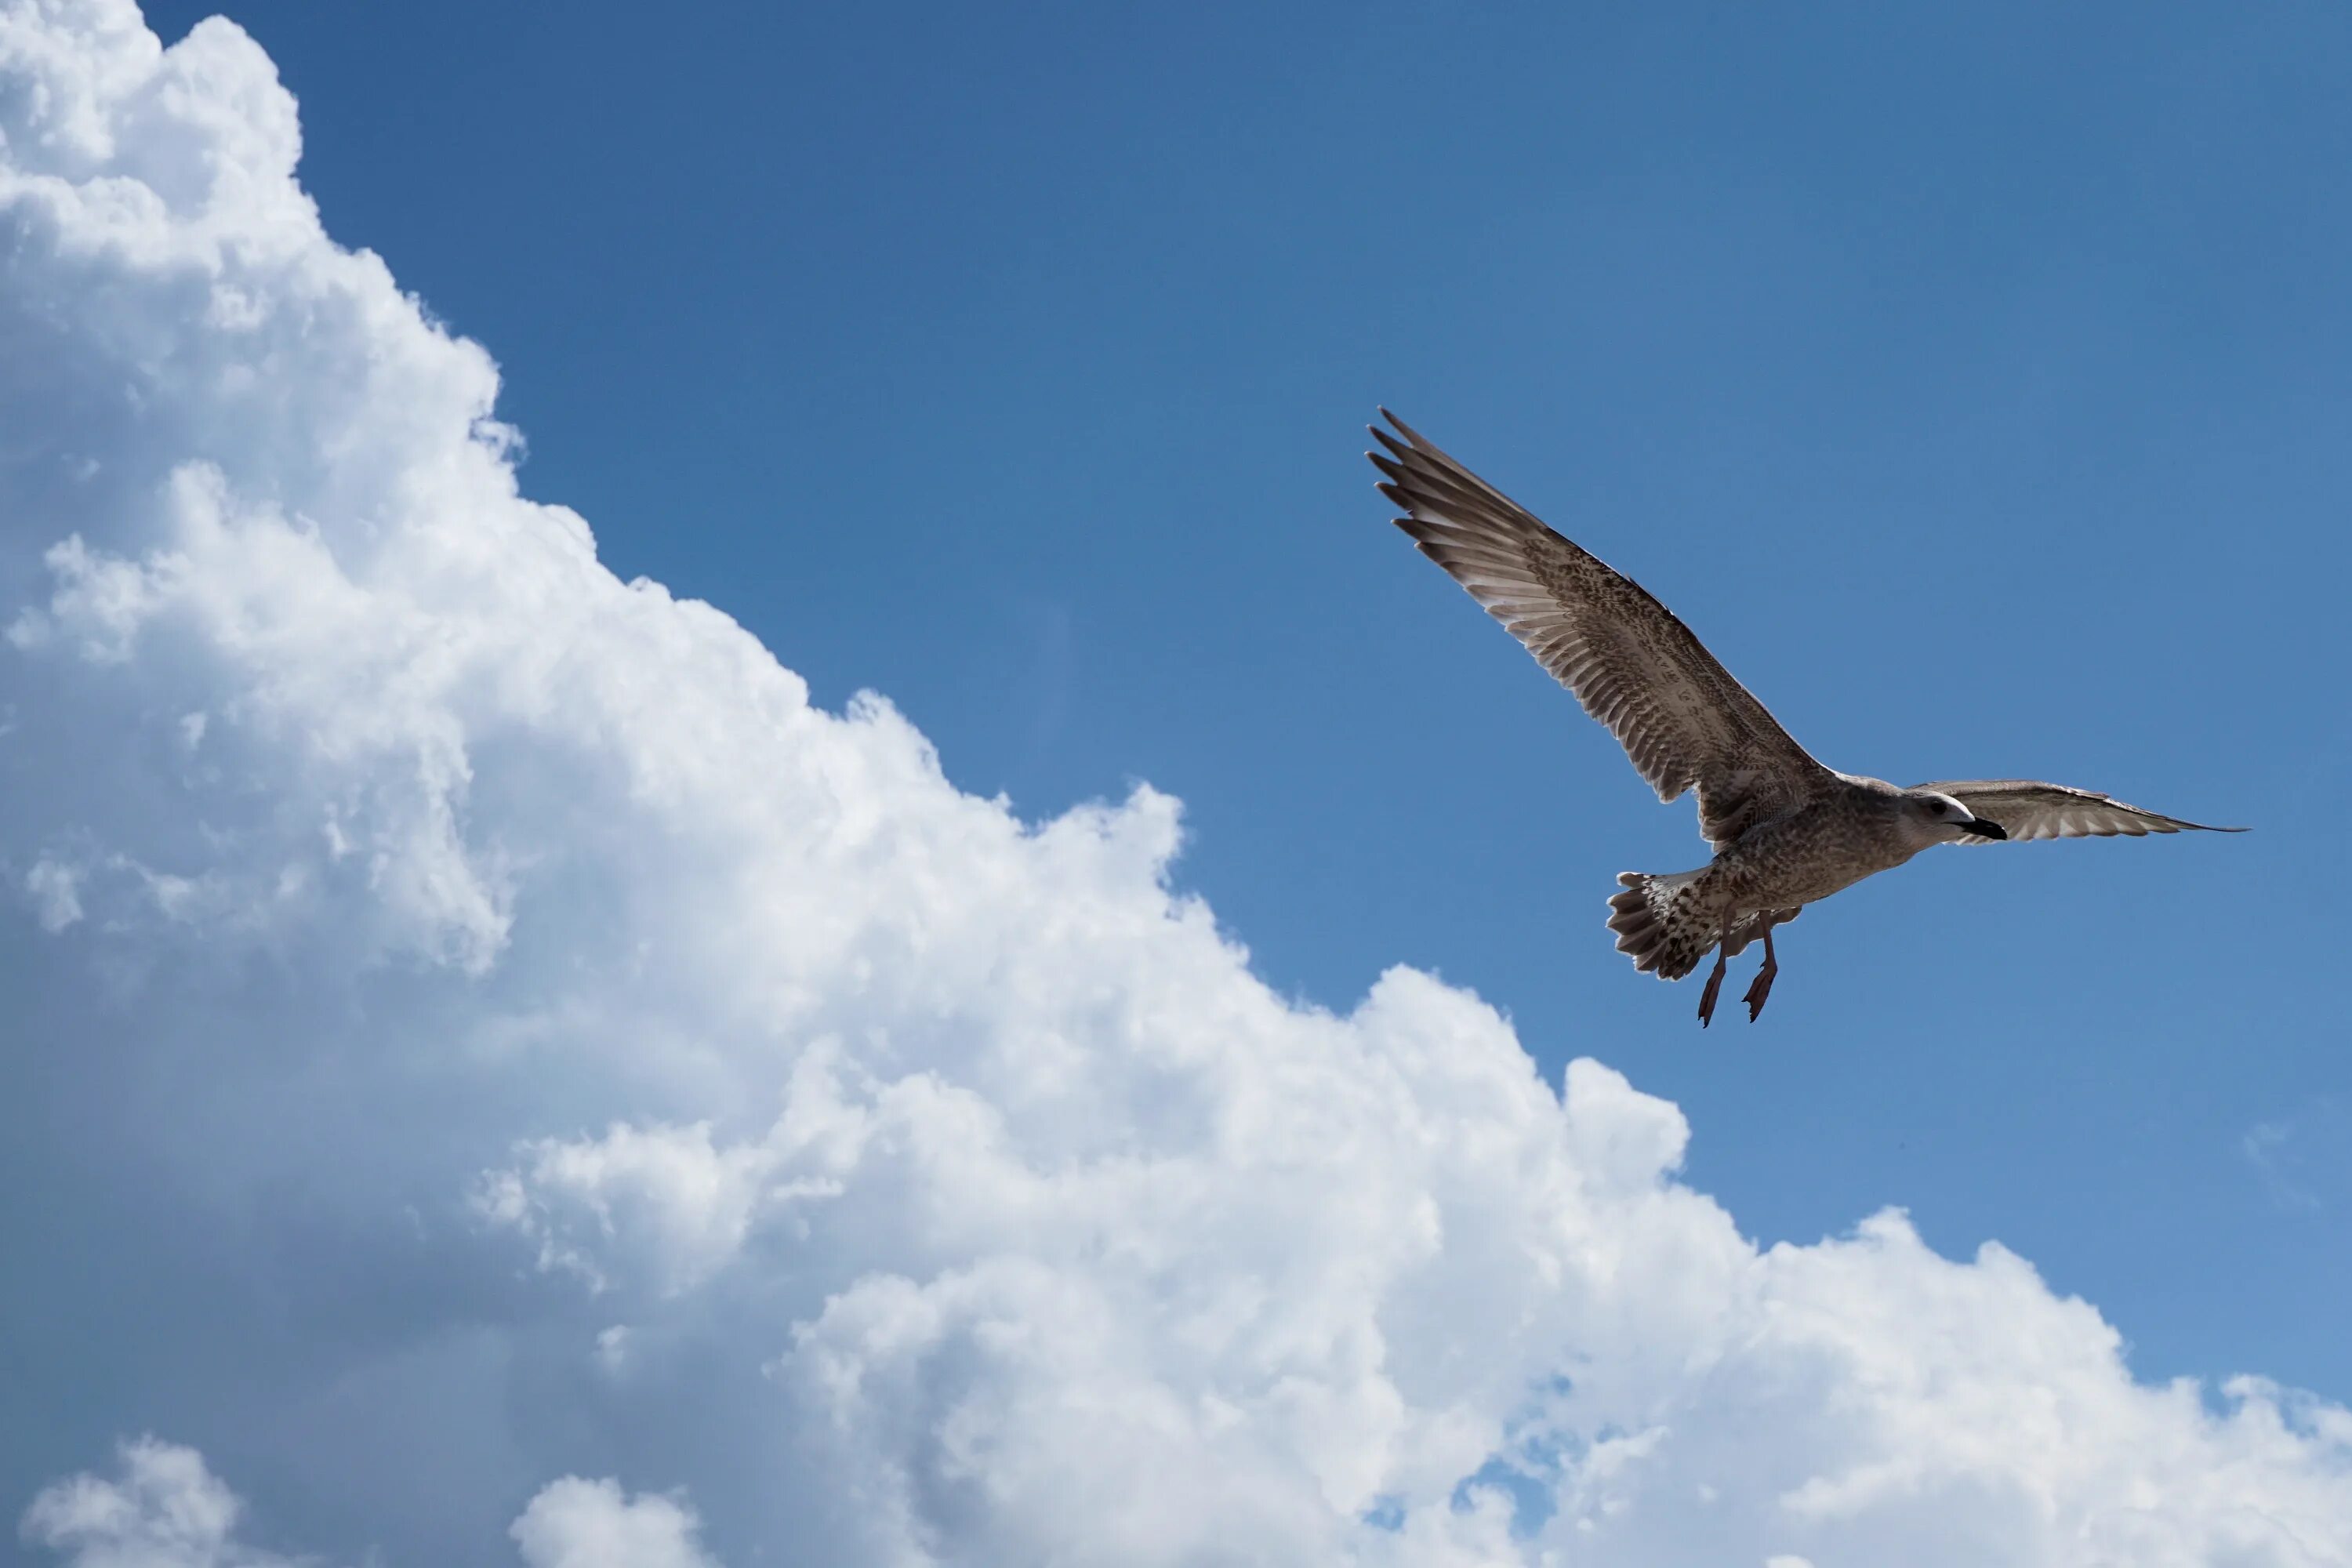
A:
[1742, 961, 1778, 1022]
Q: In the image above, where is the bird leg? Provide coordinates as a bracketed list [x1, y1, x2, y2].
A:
[1696, 921, 1731, 1029]
[1742, 924, 1780, 1022]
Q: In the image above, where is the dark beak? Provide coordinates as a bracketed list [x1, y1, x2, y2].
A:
[1960, 817, 2007, 840]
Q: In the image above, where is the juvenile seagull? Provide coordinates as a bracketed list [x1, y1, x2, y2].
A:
[1367, 410, 2242, 1025]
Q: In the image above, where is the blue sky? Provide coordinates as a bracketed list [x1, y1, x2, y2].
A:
[5, 3, 2350, 1563]
[147, 0, 2347, 1389]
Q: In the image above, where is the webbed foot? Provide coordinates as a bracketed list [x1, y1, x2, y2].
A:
[1742, 924, 1781, 1022]
[1697, 947, 1729, 1028]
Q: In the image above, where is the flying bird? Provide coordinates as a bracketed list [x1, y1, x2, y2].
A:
[1367, 410, 2241, 1025]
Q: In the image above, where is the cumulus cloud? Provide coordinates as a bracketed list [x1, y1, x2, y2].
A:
[19, 1443, 714, 1568]
[20, 1439, 306, 1568]
[2, 4, 2350, 1567]
[510, 1478, 720, 1568]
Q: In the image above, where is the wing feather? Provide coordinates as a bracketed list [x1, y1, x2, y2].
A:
[1372, 410, 1834, 847]
[1917, 779, 2246, 844]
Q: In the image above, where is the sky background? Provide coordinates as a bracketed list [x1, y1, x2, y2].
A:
[4, 2, 2350, 1564]
[134, 0, 2350, 1389]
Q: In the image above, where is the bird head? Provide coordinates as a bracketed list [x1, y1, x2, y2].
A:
[1902, 790, 2007, 844]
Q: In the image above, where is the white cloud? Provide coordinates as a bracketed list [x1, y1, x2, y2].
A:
[20, 1439, 304, 1568]
[20, 1443, 715, 1568]
[2, 5, 2350, 1568]
[26, 856, 84, 931]
[510, 1479, 720, 1568]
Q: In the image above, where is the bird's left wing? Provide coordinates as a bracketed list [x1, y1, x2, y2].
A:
[1915, 779, 2246, 843]
[1371, 410, 1837, 848]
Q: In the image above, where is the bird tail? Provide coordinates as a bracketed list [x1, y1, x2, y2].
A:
[1606, 869, 1717, 980]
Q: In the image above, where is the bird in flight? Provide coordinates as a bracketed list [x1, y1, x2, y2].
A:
[1368, 410, 2241, 1025]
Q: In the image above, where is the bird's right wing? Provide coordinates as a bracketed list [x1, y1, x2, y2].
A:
[1914, 779, 2246, 843]
[1370, 409, 1836, 848]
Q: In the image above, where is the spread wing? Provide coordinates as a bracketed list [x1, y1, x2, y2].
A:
[1370, 409, 1836, 848]
[1916, 779, 2247, 844]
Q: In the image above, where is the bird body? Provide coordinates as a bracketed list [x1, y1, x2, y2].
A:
[1610, 776, 1978, 981]
[1368, 410, 2240, 1025]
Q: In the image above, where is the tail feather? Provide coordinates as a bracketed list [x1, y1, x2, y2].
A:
[1606, 870, 1717, 980]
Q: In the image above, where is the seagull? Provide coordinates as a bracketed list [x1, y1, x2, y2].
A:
[1367, 409, 2242, 1025]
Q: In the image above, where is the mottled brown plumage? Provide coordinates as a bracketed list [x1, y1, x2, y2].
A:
[1370, 410, 2242, 1025]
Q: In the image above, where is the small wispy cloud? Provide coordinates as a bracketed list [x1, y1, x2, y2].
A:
[2242, 1114, 2334, 1214]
